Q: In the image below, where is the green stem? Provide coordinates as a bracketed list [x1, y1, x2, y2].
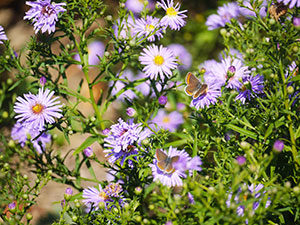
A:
[71, 21, 104, 130]
[279, 60, 299, 169]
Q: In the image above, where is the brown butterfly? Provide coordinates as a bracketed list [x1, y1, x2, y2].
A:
[156, 149, 179, 174]
[184, 72, 208, 99]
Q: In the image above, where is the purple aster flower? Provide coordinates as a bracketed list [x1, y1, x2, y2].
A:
[8, 202, 16, 210]
[14, 88, 63, 131]
[293, 17, 300, 27]
[11, 122, 51, 153]
[236, 156, 246, 165]
[24, 0, 66, 34]
[125, 0, 155, 14]
[158, 96, 168, 105]
[65, 187, 73, 195]
[150, 109, 183, 132]
[158, 0, 187, 30]
[103, 183, 123, 198]
[240, 0, 268, 18]
[103, 118, 151, 166]
[235, 74, 264, 104]
[273, 140, 284, 152]
[126, 107, 136, 117]
[226, 183, 271, 223]
[191, 82, 221, 109]
[188, 192, 195, 204]
[204, 56, 250, 89]
[139, 45, 177, 80]
[0, 26, 8, 44]
[149, 147, 202, 187]
[39, 76, 46, 86]
[132, 16, 163, 42]
[83, 146, 93, 157]
[82, 184, 110, 211]
[206, 2, 241, 30]
[74, 41, 105, 67]
[167, 44, 192, 70]
[277, 0, 300, 8]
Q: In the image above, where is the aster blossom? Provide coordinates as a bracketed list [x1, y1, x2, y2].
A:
[158, 0, 187, 30]
[24, 0, 66, 34]
[167, 44, 192, 70]
[104, 118, 151, 167]
[0, 26, 8, 44]
[139, 45, 177, 80]
[14, 88, 63, 131]
[206, 2, 241, 30]
[277, 0, 300, 8]
[235, 74, 264, 104]
[83, 183, 123, 211]
[204, 56, 250, 89]
[133, 16, 163, 42]
[11, 122, 51, 153]
[150, 109, 183, 132]
[150, 146, 202, 187]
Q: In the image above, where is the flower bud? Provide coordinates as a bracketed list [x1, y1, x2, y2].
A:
[158, 95, 167, 105]
[26, 213, 33, 220]
[126, 107, 136, 117]
[83, 146, 93, 157]
[236, 156, 246, 165]
[135, 186, 142, 195]
[273, 140, 284, 152]
[40, 76, 46, 86]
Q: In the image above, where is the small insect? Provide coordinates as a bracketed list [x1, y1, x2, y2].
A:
[184, 72, 208, 99]
[156, 149, 179, 174]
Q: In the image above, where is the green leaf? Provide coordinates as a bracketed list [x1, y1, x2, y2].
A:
[226, 124, 262, 140]
[295, 126, 300, 140]
[164, 139, 187, 148]
[73, 136, 98, 155]
[264, 124, 274, 140]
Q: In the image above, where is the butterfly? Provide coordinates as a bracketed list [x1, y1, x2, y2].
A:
[184, 72, 208, 99]
[156, 149, 179, 174]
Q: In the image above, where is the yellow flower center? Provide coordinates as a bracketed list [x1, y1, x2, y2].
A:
[162, 116, 170, 123]
[153, 55, 164, 66]
[32, 103, 44, 114]
[99, 191, 109, 201]
[146, 24, 155, 31]
[166, 7, 178, 17]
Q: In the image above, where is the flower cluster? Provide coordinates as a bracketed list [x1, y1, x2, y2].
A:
[206, 1, 268, 30]
[12, 88, 62, 153]
[134, 0, 187, 80]
[226, 184, 271, 224]
[150, 147, 202, 187]
[82, 183, 124, 211]
[189, 52, 264, 109]
[103, 118, 151, 167]
[24, 0, 66, 34]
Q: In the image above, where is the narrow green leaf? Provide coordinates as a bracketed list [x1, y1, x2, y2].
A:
[164, 139, 187, 147]
[85, 160, 97, 181]
[73, 136, 98, 155]
[264, 124, 274, 140]
[226, 124, 262, 140]
[295, 126, 300, 140]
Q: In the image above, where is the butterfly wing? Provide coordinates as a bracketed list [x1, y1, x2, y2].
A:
[185, 72, 202, 96]
[193, 84, 208, 99]
[156, 149, 167, 162]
